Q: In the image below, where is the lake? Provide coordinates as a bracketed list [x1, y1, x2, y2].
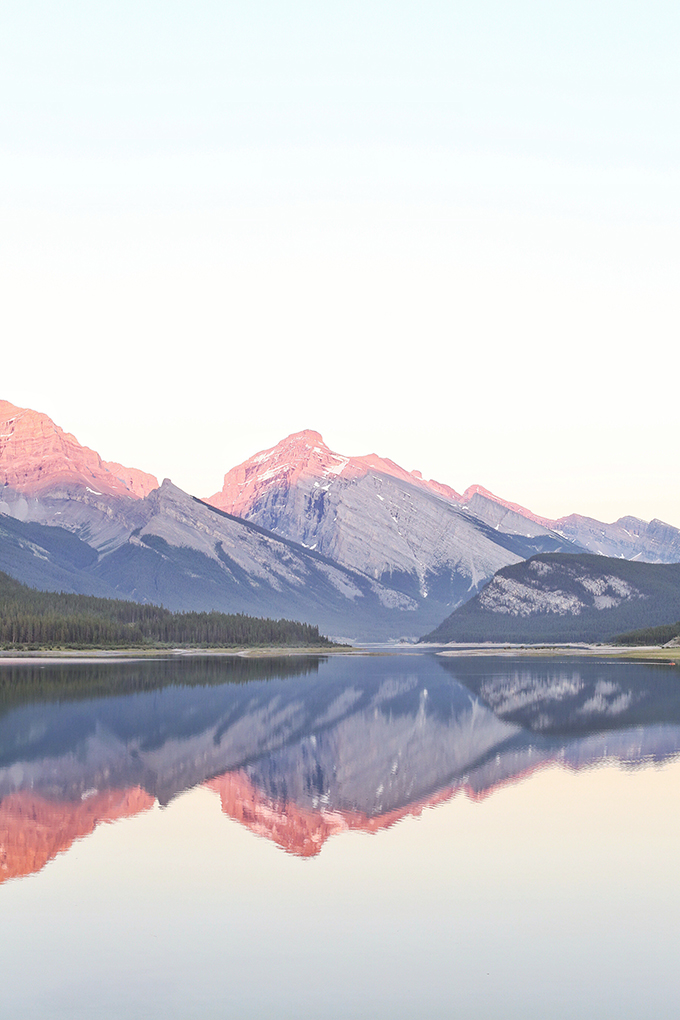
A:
[2, 652, 680, 1019]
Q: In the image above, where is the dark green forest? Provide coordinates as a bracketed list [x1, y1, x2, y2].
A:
[0, 571, 333, 648]
[612, 621, 680, 646]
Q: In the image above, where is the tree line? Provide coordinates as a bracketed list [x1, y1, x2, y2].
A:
[0, 571, 334, 648]
[612, 621, 680, 646]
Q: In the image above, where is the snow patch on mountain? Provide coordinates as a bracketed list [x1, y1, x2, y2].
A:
[368, 581, 419, 611]
[478, 577, 584, 616]
[478, 567, 645, 617]
[313, 561, 363, 601]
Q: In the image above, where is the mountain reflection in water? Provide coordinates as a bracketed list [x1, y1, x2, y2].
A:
[2, 652, 680, 879]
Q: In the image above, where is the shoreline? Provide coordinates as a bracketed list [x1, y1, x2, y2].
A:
[0, 645, 358, 665]
[0, 642, 677, 665]
[433, 644, 679, 662]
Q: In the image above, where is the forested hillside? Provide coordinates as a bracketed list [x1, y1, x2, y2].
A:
[423, 555, 680, 644]
[612, 621, 680, 646]
[0, 571, 333, 648]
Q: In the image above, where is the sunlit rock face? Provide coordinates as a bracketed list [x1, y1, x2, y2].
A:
[206, 431, 574, 615]
[207, 429, 463, 517]
[0, 399, 158, 499]
[0, 787, 154, 883]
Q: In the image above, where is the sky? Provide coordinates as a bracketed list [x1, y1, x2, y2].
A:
[2, 1, 678, 525]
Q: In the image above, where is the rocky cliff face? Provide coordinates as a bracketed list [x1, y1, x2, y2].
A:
[0, 399, 158, 499]
[205, 431, 576, 620]
[208, 429, 463, 517]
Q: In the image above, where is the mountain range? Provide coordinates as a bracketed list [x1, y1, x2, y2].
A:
[1, 398, 679, 640]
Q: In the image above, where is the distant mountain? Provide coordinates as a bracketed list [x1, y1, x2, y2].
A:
[547, 513, 680, 562]
[423, 554, 680, 644]
[208, 427, 465, 512]
[438, 484, 680, 564]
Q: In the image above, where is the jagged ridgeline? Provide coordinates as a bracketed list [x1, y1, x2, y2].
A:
[0, 571, 334, 648]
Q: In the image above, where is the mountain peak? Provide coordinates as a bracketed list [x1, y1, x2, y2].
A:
[284, 429, 326, 445]
[459, 484, 552, 527]
[206, 430, 351, 514]
[0, 398, 158, 499]
[260, 429, 335, 468]
[206, 431, 463, 515]
[0, 399, 23, 419]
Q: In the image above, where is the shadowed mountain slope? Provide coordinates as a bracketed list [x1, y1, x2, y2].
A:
[424, 554, 680, 643]
[0, 481, 421, 639]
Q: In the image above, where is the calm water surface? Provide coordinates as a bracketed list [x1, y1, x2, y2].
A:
[1, 652, 680, 1019]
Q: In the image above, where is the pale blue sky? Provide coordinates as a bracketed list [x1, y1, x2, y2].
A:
[2, 2, 678, 522]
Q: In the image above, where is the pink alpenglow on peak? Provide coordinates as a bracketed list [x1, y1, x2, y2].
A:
[458, 484, 553, 528]
[0, 399, 158, 499]
[205, 429, 463, 516]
